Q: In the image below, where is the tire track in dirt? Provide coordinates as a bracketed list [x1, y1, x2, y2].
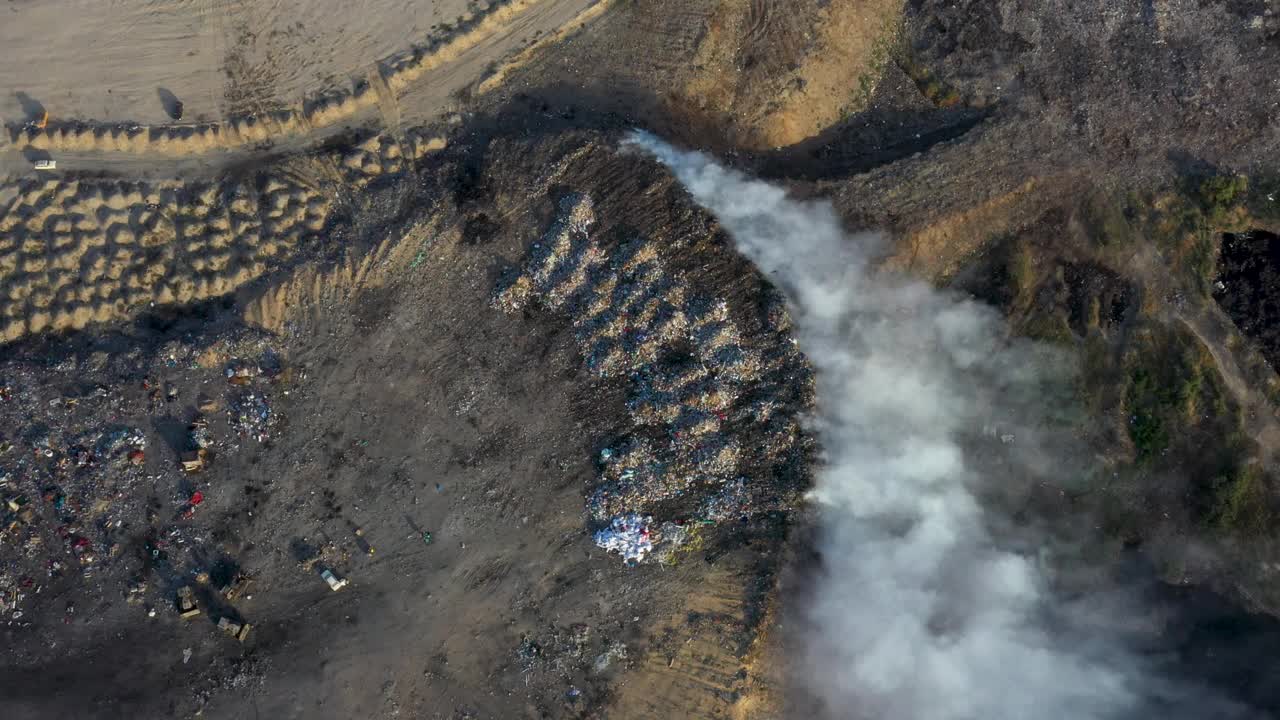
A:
[746, 0, 773, 44]
[1, 0, 608, 174]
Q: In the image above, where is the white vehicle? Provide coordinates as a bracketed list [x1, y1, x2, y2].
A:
[33, 159, 56, 171]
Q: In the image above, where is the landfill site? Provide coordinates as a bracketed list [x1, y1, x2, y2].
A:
[8, 1, 1280, 719]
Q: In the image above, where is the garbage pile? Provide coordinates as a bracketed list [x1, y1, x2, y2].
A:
[229, 391, 273, 443]
[593, 514, 654, 564]
[94, 427, 148, 466]
[496, 192, 813, 564]
[700, 477, 749, 522]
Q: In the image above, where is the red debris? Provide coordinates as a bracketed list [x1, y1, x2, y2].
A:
[128, 449, 146, 465]
[190, 491, 204, 506]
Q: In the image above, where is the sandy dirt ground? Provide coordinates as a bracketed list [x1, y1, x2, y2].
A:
[0, 0, 602, 177]
[2, 0, 474, 124]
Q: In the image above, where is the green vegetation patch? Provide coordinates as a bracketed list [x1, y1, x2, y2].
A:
[897, 54, 961, 108]
[1080, 175, 1248, 295]
[1195, 174, 1249, 225]
[1080, 190, 1139, 248]
[1205, 464, 1273, 536]
[1123, 326, 1234, 462]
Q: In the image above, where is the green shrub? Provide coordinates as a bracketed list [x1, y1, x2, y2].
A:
[1207, 465, 1272, 535]
[1126, 367, 1168, 460]
[1197, 174, 1249, 223]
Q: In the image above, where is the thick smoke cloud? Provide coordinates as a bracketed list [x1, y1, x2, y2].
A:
[625, 132, 1252, 720]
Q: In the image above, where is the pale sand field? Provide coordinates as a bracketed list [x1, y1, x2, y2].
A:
[0, 0, 474, 125]
[0, 0, 602, 174]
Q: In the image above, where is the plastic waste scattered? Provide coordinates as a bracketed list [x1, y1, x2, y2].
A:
[593, 514, 653, 564]
[229, 391, 273, 442]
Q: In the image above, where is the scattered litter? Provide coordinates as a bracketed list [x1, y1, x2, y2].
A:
[225, 363, 260, 385]
[592, 642, 629, 673]
[229, 391, 274, 442]
[189, 418, 213, 449]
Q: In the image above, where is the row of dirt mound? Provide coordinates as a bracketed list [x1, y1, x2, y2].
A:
[0, 128, 446, 343]
[494, 191, 811, 533]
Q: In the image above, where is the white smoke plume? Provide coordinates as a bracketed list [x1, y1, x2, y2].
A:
[624, 131, 1251, 720]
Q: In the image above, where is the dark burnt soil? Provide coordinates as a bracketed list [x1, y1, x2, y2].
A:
[1215, 230, 1280, 371]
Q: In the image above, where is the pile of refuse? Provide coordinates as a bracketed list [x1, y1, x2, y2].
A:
[593, 514, 654, 564]
[229, 391, 273, 443]
[497, 192, 813, 565]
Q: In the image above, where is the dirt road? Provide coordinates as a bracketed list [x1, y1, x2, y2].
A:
[0, 0, 607, 176]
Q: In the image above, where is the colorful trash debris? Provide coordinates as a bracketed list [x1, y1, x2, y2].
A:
[593, 514, 654, 564]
